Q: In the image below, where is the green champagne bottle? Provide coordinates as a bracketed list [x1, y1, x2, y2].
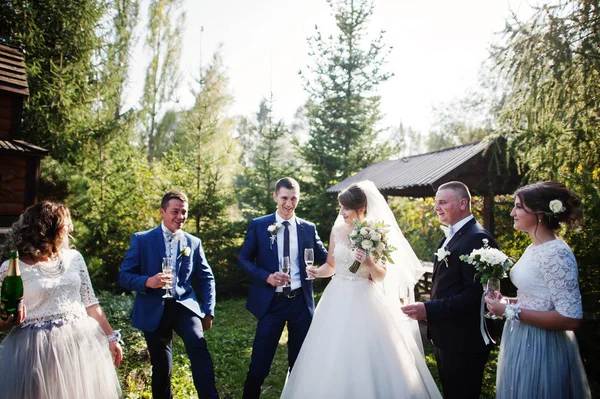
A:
[0, 251, 24, 321]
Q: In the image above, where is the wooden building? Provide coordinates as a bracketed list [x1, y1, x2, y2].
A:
[0, 43, 48, 236]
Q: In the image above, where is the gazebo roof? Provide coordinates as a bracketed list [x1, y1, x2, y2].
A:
[0, 139, 48, 156]
[0, 43, 29, 97]
[327, 140, 522, 197]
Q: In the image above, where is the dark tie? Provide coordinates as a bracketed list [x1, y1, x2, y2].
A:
[282, 221, 291, 295]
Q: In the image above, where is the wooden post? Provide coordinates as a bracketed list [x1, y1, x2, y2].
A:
[483, 194, 495, 237]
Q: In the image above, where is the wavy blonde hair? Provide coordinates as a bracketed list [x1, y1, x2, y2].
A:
[1, 201, 72, 261]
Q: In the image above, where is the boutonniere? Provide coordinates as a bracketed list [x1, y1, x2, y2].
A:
[267, 222, 281, 249]
[178, 244, 191, 259]
[435, 247, 451, 267]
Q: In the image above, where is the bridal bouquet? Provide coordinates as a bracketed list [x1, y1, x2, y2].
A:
[459, 239, 513, 285]
[348, 220, 396, 273]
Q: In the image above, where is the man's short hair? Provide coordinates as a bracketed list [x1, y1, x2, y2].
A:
[161, 190, 189, 209]
[275, 177, 300, 194]
[437, 181, 471, 204]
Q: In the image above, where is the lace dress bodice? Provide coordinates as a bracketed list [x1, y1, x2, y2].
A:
[510, 240, 582, 318]
[0, 249, 99, 327]
[332, 226, 371, 281]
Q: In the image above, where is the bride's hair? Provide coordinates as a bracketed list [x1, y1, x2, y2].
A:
[338, 184, 367, 211]
[514, 181, 583, 230]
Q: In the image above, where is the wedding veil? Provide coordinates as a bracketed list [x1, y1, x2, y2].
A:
[333, 180, 426, 352]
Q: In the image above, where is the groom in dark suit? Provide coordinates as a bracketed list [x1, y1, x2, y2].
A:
[119, 190, 219, 399]
[239, 177, 328, 399]
[403, 181, 496, 399]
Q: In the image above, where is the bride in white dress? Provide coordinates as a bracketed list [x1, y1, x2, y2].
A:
[281, 181, 441, 399]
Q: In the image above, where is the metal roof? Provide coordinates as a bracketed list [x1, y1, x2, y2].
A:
[0, 43, 29, 97]
[327, 140, 521, 197]
[0, 139, 48, 156]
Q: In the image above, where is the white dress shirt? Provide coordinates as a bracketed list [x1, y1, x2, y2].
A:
[275, 213, 301, 291]
[442, 214, 474, 248]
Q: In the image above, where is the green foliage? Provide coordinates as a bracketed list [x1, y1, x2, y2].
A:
[299, 0, 398, 235]
[235, 97, 300, 218]
[1, 0, 106, 163]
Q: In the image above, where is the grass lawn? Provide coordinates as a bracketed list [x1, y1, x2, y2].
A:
[100, 292, 499, 399]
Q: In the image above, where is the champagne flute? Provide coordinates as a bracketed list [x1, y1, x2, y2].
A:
[304, 248, 316, 280]
[281, 256, 291, 288]
[398, 286, 411, 306]
[162, 257, 173, 299]
[484, 277, 501, 319]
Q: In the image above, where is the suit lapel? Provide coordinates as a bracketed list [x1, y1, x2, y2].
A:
[445, 218, 476, 249]
[296, 218, 307, 280]
[154, 226, 166, 263]
[267, 213, 279, 272]
[432, 218, 477, 278]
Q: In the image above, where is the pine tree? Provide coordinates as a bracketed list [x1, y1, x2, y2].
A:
[139, 0, 184, 163]
[299, 0, 396, 232]
[236, 96, 299, 217]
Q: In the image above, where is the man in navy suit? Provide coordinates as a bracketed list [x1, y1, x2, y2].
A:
[239, 177, 328, 399]
[403, 181, 496, 399]
[119, 190, 219, 399]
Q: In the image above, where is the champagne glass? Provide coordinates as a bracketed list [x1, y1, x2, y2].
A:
[162, 257, 173, 299]
[281, 256, 291, 288]
[304, 248, 316, 280]
[484, 277, 501, 319]
[398, 286, 411, 306]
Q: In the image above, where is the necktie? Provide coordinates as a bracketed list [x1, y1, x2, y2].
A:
[164, 230, 182, 258]
[282, 221, 291, 295]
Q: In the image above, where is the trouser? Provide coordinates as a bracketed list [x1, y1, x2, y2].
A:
[242, 294, 311, 399]
[144, 300, 219, 399]
[434, 346, 491, 399]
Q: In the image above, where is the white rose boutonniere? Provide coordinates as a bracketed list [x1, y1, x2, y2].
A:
[267, 222, 282, 249]
[435, 247, 451, 267]
[178, 244, 191, 259]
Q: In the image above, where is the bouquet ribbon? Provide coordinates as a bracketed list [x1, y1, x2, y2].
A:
[480, 292, 496, 346]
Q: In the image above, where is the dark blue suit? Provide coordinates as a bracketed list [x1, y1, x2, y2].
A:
[239, 213, 327, 399]
[424, 218, 496, 399]
[119, 226, 218, 399]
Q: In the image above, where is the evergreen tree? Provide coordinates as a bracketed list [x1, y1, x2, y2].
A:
[139, 0, 184, 163]
[0, 0, 105, 163]
[299, 0, 396, 233]
[236, 96, 299, 217]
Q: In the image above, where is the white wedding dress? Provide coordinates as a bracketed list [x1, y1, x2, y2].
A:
[281, 226, 442, 399]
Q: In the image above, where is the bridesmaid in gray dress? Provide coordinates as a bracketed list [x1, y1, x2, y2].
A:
[486, 181, 590, 399]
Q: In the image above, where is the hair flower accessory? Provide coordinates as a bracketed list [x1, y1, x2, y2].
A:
[267, 222, 281, 249]
[549, 199, 566, 215]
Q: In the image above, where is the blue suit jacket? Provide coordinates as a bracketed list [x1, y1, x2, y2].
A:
[239, 213, 328, 319]
[118, 226, 216, 332]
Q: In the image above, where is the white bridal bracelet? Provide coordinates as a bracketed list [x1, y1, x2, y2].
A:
[107, 330, 122, 343]
[503, 303, 521, 321]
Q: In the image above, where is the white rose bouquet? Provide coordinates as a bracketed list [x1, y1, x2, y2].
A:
[459, 239, 513, 285]
[347, 219, 397, 273]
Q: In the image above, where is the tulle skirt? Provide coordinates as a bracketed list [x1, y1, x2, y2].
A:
[496, 320, 590, 399]
[281, 276, 442, 399]
[0, 315, 122, 399]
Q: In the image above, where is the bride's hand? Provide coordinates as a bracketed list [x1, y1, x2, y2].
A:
[355, 249, 368, 264]
[306, 266, 318, 279]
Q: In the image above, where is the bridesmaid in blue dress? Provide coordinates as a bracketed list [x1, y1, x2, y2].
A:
[486, 181, 590, 399]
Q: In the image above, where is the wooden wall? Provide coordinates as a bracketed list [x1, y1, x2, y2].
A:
[0, 154, 28, 216]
